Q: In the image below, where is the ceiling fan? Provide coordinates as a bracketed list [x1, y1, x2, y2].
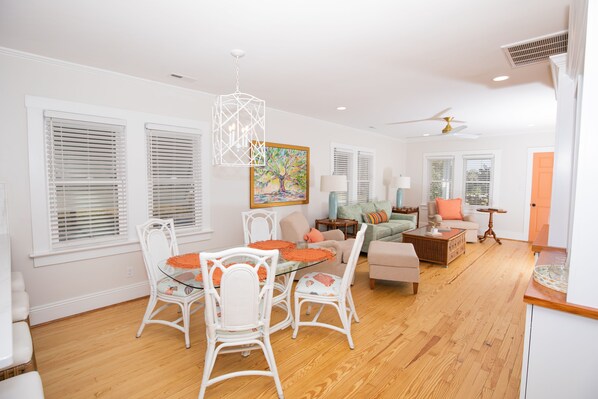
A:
[386, 108, 479, 139]
[410, 117, 479, 139]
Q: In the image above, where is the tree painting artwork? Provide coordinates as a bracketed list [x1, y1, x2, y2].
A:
[250, 142, 310, 208]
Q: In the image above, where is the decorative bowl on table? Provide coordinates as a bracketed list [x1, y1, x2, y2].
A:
[533, 264, 569, 293]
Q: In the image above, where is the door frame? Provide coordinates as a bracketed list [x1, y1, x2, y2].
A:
[523, 146, 554, 242]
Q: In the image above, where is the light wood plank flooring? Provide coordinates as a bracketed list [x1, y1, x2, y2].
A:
[32, 239, 534, 398]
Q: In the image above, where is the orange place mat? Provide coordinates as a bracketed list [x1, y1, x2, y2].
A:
[167, 253, 199, 269]
[167, 254, 214, 269]
[280, 247, 334, 263]
[248, 240, 296, 251]
[195, 263, 267, 286]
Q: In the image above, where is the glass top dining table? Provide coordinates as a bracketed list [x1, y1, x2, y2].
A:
[157, 246, 336, 333]
[157, 247, 336, 289]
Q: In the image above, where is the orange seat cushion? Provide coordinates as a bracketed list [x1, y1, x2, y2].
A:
[436, 198, 463, 220]
[304, 228, 325, 243]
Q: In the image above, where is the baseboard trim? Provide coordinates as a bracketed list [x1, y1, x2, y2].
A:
[30, 281, 149, 326]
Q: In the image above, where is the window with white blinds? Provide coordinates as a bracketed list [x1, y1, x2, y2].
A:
[427, 157, 454, 201]
[45, 117, 127, 246]
[146, 128, 203, 228]
[357, 151, 374, 203]
[332, 144, 375, 205]
[463, 157, 493, 206]
[332, 147, 353, 205]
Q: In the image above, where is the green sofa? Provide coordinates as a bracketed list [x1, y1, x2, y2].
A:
[337, 200, 416, 253]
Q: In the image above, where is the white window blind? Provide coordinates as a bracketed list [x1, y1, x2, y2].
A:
[147, 128, 203, 228]
[357, 151, 374, 203]
[463, 157, 493, 206]
[45, 117, 127, 245]
[428, 157, 454, 200]
[333, 147, 353, 206]
[332, 145, 375, 205]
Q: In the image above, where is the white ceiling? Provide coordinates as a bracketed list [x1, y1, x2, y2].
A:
[0, 0, 571, 140]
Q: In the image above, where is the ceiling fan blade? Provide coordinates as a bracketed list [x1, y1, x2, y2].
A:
[406, 133, 443, 138]
[428, 107, 452, 120]
[449, 125, 468, 134]
[450, 119, 467, 124]
[452, 133, 480, 139]
[386, 118, 431, 125]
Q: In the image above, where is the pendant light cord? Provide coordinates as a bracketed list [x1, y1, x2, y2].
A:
[235, 56, 240, 93]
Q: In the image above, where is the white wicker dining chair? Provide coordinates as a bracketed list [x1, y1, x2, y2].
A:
[198, 247, 284, 399]
[292, 224, 367, 349]
[241, 210, 278, 245]
[136, 218, 204, 348]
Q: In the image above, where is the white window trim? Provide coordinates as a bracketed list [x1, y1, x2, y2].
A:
[422, 149, 502, 212]
[330, 142, 376, 204]
[26, 95, 212, 267]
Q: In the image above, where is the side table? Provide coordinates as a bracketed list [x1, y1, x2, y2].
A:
[315, 218, 358, 239]
[477, 208, 507, 244]
[392, 206, 420, 228]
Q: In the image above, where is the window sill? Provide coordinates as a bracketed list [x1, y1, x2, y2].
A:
[30, 229, 214, 267]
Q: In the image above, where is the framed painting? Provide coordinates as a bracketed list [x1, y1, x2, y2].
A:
[250, 142, 310, 208]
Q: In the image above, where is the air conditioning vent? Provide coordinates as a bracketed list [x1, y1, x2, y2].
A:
[502, 31, 568, 67]
[170, 73, 197, 83]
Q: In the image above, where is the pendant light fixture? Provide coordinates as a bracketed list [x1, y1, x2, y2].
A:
[212, 49, 266, 167]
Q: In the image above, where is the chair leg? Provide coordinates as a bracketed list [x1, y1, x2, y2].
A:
[198, 339, 216, 399]
[337, 302, 354, 349]
[263, 336, 284, 399]
[413, 282, 419, 295]
[292, 296, 301, 339]
[182, 303, 191, 349]
[137, 294, 157, 338]
[347, 290, 359, 323]
[369, 278, 375, 290]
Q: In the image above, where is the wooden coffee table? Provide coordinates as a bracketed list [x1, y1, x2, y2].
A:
[402, 227, 466, 267]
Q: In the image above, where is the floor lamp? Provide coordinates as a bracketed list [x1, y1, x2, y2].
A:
[393, 176, 411, 208]
[321, 175, 347, 221]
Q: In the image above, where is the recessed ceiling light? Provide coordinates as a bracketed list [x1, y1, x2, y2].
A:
[492, 75, 510, 82]
[423, 133, 430, 137]
[336, 106, 347, 111]
[528, 123, 536, 127]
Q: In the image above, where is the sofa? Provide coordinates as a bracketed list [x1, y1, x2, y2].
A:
[427, 200, 480, 243]
[337, 200, 416, 253]
[279, 211, 356, 280]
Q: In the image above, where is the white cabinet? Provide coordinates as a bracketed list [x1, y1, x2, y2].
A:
[520, 304, 598, 398]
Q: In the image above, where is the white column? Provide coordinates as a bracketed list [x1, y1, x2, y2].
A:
[567, 0, 598, 308]
[547, 55, 576, 248]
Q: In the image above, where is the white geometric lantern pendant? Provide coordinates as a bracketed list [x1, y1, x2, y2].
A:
[212, 49, 266, 167]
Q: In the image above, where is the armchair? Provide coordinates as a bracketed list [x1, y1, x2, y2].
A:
[279, 211, 355, 279]
[427, 200, 479, 243]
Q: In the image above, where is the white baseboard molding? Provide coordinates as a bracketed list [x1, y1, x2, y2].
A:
[30, 281, 149, 326]
[494, 230, 527, 242]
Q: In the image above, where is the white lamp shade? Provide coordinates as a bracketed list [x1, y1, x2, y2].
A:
[393, 176, 411, 189]
[321, 175, 347, 192]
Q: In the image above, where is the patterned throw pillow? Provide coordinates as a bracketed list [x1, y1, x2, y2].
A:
[362, 210, 389, 224]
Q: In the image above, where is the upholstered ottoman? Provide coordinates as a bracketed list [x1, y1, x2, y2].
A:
[368, 241, 420, 294]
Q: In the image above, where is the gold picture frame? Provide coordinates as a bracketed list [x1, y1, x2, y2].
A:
[250, 142, 310, 208]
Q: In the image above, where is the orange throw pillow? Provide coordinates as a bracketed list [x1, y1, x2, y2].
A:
[304, 228, 324, 243]
[436, 198, 463, 220]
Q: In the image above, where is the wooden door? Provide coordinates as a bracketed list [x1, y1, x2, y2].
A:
[528, 152, 554, 242]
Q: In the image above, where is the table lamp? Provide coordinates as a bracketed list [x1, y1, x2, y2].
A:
[321, 175, 347, 221]
[393, 176, 411, 208]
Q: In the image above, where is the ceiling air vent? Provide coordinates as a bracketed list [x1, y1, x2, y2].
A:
[502, 30, 568, 68]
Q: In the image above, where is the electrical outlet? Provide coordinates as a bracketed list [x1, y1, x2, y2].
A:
[126, 266, 134, 278]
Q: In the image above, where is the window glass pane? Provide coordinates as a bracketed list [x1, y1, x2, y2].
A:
[147, 130, 203, 228]
[428, 158, 453, 200]
[46, 117, 126, 245]
[464, 158, 493, 206]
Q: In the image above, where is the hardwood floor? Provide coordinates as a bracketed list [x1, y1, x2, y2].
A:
[31, 240, 534, 398]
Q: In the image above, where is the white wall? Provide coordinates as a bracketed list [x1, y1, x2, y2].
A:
[0, 50, 406, 323]
[404, 133, 555, 241]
